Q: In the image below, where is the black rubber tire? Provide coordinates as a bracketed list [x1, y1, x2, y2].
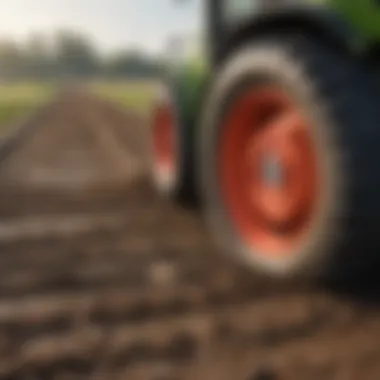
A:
[199, 35, 380, 279]
[149, 80, 197, 207]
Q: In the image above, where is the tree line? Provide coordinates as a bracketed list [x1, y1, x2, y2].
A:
[0, 30, 164, 81]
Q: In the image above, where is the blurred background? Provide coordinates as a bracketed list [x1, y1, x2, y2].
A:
[0, 0, 201, 128]
[0, 1, 379, 380]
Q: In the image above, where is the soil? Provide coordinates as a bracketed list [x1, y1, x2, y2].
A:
[0, 91, 379, 380]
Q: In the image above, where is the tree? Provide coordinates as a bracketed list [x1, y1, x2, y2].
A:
[53, 29, 99, 78]
[105, 49, 163, 78]
[0, 29, 164, 81]
[0, 39, 26, 79]
[24, 32, 53, 79]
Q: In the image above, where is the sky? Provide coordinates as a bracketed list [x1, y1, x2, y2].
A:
[0, 0, 202, 55]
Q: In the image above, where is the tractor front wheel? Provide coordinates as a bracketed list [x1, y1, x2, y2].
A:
[149, 83, 196, 206]
[151, 100, 178, 195]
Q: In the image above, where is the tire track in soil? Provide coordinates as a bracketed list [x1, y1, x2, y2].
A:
[0, 91, 379, 380]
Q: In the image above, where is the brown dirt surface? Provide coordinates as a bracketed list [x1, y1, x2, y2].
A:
[0, 90, 380, 380]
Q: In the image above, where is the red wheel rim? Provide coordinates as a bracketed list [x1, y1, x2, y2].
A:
[152, 104, 176, 177]
[219, 86, 319, 258]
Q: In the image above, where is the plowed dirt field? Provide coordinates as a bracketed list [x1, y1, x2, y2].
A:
[0, 91, 379, 380]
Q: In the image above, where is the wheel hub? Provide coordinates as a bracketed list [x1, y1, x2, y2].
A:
[247, 118, 309, 227]
[261, 153, 284, 188]
[219, 87, 319, 257]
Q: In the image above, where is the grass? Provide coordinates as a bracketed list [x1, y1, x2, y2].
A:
[0, 79, 158, 136]
[0, 82, 56, 133]
[87, 79, 158, 116]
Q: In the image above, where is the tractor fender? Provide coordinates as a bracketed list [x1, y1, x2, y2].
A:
[215, 6, 365, 66]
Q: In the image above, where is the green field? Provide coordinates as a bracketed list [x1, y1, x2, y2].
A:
[87, 80, 158, 116]
[0, 80, 158, 136]
[0, 82, 57, 132]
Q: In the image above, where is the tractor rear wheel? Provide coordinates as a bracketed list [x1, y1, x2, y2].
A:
[199, 36, 380, 278]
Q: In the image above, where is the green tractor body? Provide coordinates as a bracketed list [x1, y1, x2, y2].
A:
[150, 0, 380, 278]
[332, 0, 380, 40]
[175, 0, 380, 129]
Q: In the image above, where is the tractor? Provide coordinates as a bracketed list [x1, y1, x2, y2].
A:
[149, 0, 380, 279]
